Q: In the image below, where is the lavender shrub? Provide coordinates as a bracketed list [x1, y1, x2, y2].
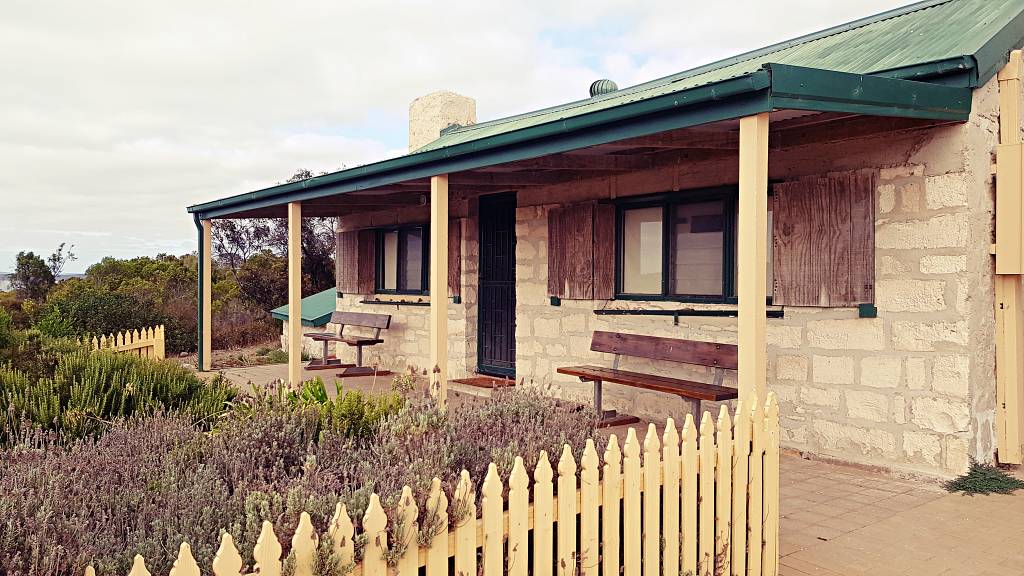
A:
[0, 388, 599, 576]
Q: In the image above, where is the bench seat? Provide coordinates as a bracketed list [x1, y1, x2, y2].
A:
[557, 365, 739, 401]
[304, 332, 384, 347]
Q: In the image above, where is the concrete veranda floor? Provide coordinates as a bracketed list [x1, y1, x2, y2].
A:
[219, 363, 1024, 576]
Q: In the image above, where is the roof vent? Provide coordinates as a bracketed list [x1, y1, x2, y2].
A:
[589, 79, 618, 97]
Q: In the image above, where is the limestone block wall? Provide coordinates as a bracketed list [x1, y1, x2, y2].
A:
[328, 217, 480, 378]
[511, 77, 1000, 478]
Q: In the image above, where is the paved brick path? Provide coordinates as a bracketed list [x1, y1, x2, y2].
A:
[778, 456, 1024, 576]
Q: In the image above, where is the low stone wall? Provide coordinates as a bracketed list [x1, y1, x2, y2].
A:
[280, 320, 331, 359]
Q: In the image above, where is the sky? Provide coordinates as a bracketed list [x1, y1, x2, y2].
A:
[0, 0, 911, 273]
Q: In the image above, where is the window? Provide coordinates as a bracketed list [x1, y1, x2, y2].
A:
[616, 188, 771, 302]
[376, 225, 428, 294]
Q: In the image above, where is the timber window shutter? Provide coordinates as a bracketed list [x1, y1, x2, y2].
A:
[546, 202, 615, 300]
[336, 229, 376, 294]
[772, 170, 876, 306]
[448, 218, 462, 298]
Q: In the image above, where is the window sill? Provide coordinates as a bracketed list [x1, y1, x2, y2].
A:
[593, 307, 784, 323]
[362, 295, 430, 307]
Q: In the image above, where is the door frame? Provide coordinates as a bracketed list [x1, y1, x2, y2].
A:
[476, 191, 517, 377]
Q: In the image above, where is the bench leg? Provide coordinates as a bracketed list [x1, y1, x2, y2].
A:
[355, 345, 363, 367]
[594, 380, 603, 417]
[688, 398, 702, 418]
[322, 339, 330, 363]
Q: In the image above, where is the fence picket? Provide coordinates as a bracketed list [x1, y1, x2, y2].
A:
[622, 428, 641, 576]
[642, 424, 661, 576]
[425, 478, 449, 576]
[662, 418, 681, 576]
[212, 533, 243, 576]
[362, 494, 388, 576]
[557, 444, 578, 576]
[681, 414, 698, 575]
[253, 521, 283, 576]
[716, 406, 734, 576]
[534, 452, 555, 576]
[482, 463, 503, 576]
[127, 555, 150, 576]
[579, 439, 600, 576]
[747, 401, 764, 576]
[763, 394, 780, 576]
[328, 503, 355, 569]
[169, 543, 201, 576]
[291, 512, 317, 576]
[453, 470, 477, 576]
[601, 436, 621, 576]
[84, 567, 95, 576]
[732, 398, 751, 576]
[395, 486, 419, 576]
[698, 412, 715, 576]
[508, 457, 530, 576]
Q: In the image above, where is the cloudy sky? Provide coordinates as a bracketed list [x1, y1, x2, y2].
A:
[0, 0, 910, 272]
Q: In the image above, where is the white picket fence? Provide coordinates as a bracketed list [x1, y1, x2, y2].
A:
[90, 394, 780, 576]
[87, 325, 165, 360]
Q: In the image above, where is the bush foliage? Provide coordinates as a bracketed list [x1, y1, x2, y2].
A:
[0, 389, 598, 576]
[1, 349, 236, 443]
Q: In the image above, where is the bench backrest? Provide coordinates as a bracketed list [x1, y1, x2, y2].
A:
[591, 330, 738, 370]
[329, 311, 392, 330]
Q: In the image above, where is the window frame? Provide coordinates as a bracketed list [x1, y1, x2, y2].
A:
[374, 224, 429, 296]
[614, 186, 749, 304]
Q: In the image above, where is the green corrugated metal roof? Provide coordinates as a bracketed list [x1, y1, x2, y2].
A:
[420, 0, 1023, 153]
[270, 288, 336, 326]
[188, 0, 1023, 219]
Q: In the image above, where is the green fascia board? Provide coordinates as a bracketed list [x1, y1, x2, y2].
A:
[188, 71, 773, 219]
[971, 3, 1024, 89]
[767, 64, 972, 120]
[270, 288, 337, 327]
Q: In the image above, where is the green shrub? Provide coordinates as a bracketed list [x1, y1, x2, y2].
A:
[945, 460, 1024, 495]
[1, 349, 236, 442]
[284, 377, 404, 439]
[0, 308, 14, 350]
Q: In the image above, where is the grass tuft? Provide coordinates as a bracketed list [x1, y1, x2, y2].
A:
[944, 460, 1024, 495]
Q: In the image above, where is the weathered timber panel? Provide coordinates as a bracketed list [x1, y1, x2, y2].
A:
[448, 217, 462, 297]
[772, 170, 875, 306]
[593, 203, 616, 300]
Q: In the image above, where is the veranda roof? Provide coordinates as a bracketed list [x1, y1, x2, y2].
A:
[187, 0, 1024, 220]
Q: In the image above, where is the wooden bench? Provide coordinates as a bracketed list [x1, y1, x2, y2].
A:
[304, 311, 391, 376]
[557, 331, 739, 426]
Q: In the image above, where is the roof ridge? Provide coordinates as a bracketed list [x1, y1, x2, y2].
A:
[440, 0, 954, 139]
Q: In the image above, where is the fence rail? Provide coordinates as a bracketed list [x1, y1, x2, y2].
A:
[86, 325, 165, 360]
[90, 393, 779, 576]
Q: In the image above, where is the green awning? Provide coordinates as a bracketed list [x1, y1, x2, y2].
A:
[270, 288, 337, 327]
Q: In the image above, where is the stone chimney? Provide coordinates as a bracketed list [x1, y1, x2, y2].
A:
[408, 90, 476, 152]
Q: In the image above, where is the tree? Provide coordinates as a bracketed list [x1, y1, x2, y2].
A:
[47, 243, 77, 277]
[212, 168, 338, 299]
[10, 251, 54, 300]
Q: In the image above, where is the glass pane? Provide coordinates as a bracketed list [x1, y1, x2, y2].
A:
[672, 201, 724, 296]
[401, 228, 424, 291]
[382, 231, 398, 290]
[621, 207, 663, 294]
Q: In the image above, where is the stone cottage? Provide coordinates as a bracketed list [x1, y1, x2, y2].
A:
[190, 0, 1024, 477]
